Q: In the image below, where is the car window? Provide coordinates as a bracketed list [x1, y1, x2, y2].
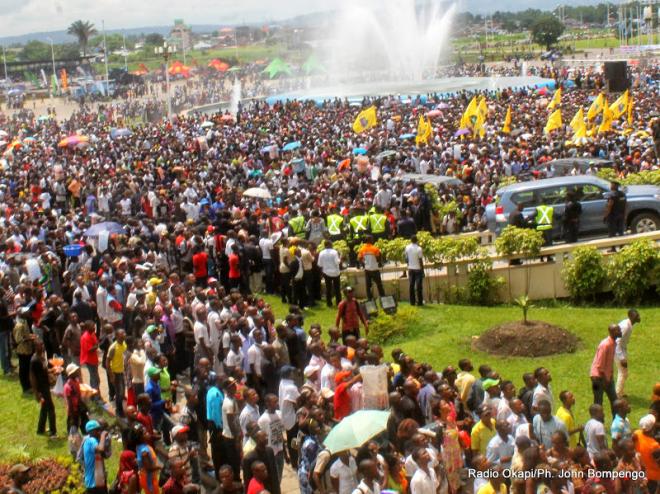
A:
[573, 184, 606, 201]
[537, 186, 567, 205]
[511, 191, 536, 207]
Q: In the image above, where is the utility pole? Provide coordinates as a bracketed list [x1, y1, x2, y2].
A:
[122, 33, 128, 72]
[2, 45, 7, 81]
[46, 36, 56, 98]
[102, 20, 110, 97]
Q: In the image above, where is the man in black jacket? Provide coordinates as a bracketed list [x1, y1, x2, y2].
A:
[242, 430, 281, 494]
[30, 339, 57, 437]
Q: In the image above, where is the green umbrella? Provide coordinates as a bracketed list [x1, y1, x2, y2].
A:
[262, 58, 292, 79]
[323, 410, 390, 454]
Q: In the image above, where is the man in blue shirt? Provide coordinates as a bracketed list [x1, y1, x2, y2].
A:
[81, 420, 108, 493]
[206, 373, 225, 477]
[145, 367, 166, 430]
[611, 398, 632, 452]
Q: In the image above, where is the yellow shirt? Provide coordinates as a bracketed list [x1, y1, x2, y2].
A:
[471, 418, 496, 455]
[556, 406, 578, 448]
[455, 371, 476, 405]
[477, 483, 508, 494]
[108, 340, 127, 374]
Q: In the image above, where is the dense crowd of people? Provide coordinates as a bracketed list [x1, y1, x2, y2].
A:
[0, 60, 658, 494]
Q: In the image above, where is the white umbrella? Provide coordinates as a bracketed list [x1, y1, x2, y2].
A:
[0, 130, 8, 138]
[201, 121, 214, 129]
[243, 187, 271, 199]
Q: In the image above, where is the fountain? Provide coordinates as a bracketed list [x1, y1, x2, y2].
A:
[229, 78, 242, 116]
[267, 0, 555, 105]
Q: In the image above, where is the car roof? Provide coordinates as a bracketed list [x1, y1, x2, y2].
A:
[546, 158, 613, 167]
[497, 175, 611, 195]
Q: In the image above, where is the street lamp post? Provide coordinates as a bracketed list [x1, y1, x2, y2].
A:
[155, 43, 176, 119]
[46, 37, 56, 98]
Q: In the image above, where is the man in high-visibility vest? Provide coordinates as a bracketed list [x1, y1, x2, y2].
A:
[288, 209, 306, 239]
[535, 203, 554, 248]
[326, 206, 346, 241]
[348, 207, 369, 266]
[368, 206, 389, 241]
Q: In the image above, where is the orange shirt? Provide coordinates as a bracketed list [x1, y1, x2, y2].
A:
[634, 430, 660, 480]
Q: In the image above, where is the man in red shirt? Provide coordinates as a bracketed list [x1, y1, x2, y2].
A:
[333, 370, 362, 421]
[192, 246, 209, 287]
[590, 323, 621, 415]
[246, 461, 268, 494]
[228, 244, 241, 291]
[79, 321, 100, 392]
[162, 460, 186, 494]
[335, 287, 368, 343]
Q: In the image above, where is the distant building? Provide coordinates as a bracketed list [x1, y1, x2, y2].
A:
[170, 19, 192, 50]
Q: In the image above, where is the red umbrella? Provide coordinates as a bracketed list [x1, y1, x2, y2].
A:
[208, 59, 230, 72]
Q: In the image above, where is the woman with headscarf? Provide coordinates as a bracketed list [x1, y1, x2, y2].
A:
[298, 418, 322, 494]
[633, 414, 659, 493]
[114, 450, 139, 494]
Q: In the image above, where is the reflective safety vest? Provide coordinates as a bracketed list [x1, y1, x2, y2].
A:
[535, 205, 554, 231]
[349, 215, 369, 237]
[369, 213, 387, 234]
[289, 216, 306, 238]
[327, 214, 344, 236]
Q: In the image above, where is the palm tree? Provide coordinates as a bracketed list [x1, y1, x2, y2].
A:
[67, 20, 97, 56]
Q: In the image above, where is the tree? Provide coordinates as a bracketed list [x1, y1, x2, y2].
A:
[531, 15, 565, 50]
[20, 40, 51, 61]
[67, 20, 97, 56]
[144, 33, 165, 46]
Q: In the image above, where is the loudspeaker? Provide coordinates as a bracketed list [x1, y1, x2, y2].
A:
[604, 61, 629, 92]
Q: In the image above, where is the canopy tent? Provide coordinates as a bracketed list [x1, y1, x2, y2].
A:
[302, 54, 326, 75]
[131, 63, 149, 76]
[168, 60, 191, 77]
[208, 59, 230, 72]
[262, 58, 292, 79]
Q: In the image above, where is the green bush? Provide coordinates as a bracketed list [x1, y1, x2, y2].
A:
[562, 246, 607, 301]
[466, 258, 505, 305]
[333, 240, 350, 260]
[606, 239, 660, 303]
[596, 168, 660, 186]
[376, 237, 408, 264]
[368, 305, 419, 344]
[495, 226, 544, 258]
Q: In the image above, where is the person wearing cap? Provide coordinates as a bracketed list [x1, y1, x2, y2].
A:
[335, 286, 368, 343]
[168, 424, 195, 484]
[634, 414, 660, 488]
[471, 404, 497, 456]
[145, 366, 167, 432]
[7, 463, 31, 493]
[334, 370, 362, 421]
[64, 362, 88, 432]
[81, 420, 109, 492]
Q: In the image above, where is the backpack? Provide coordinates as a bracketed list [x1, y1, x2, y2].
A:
[309, 448, 333, 491]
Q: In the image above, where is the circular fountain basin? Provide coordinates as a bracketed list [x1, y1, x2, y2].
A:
[265, 76, 556, 105]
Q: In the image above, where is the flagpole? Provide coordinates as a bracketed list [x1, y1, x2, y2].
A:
[102, 20, 110, 97]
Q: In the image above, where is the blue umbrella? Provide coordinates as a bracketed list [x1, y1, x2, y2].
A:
[7, 88, 23, 96]
[352, 147, 367, 155]
[282, 141, 301, 151]
[84, 222, 127, 237]
[110, 128, 133, 139]
[261, 145, 276, 154]
[399, 133, 415, 140]
[454, 128, 471, 137]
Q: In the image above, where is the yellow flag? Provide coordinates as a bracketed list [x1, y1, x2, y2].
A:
[598, 98, 613, 134]
[544, 109, 562, 134]
[627, 95, 633, 125]
[502, 106, 512, 134]
[352, 106, 377, 134]
[472, 97, 488, 137]
[573, 124, 587, 144]
[609, 90, 630, 120]
[569, 108, 586, 134]
[547, 87, 562, 110]
[460, 96, 479, 129]
[415, 115, 433, 146]
[587, 93, 605, 120]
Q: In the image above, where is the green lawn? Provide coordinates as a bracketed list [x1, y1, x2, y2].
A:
[265, 296, 659, 428]
[1, 300, 657, 465]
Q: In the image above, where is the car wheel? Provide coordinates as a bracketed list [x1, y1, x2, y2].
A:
[630, 212, 659, 233]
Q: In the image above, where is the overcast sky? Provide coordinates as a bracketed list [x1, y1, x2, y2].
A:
[0, 0, 588, 38]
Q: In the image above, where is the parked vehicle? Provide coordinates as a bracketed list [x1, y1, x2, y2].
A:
[485, 175, 660, 239]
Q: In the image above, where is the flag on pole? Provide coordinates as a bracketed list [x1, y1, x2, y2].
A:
[459, 96, 479, 129]
[627, 94, 633, 126]
[547, 87, 562, 110]
[598, 99, 614, 134]
[609, 90, 630, 119]
[415, 115, 433, 146]
[502, 106, 512, 134]
[587, 93, 605, 120]
[472, 96, 488, 137]
[51, 74, 58, 95]
[40, 69, 48, 87]
[569, 108, 586, 134]
[60, 69, 68, 91]
[544, 109, 562, 134]
[352, 106, 378, 134]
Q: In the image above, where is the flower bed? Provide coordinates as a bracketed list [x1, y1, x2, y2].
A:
[0, 456, 84, 494]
